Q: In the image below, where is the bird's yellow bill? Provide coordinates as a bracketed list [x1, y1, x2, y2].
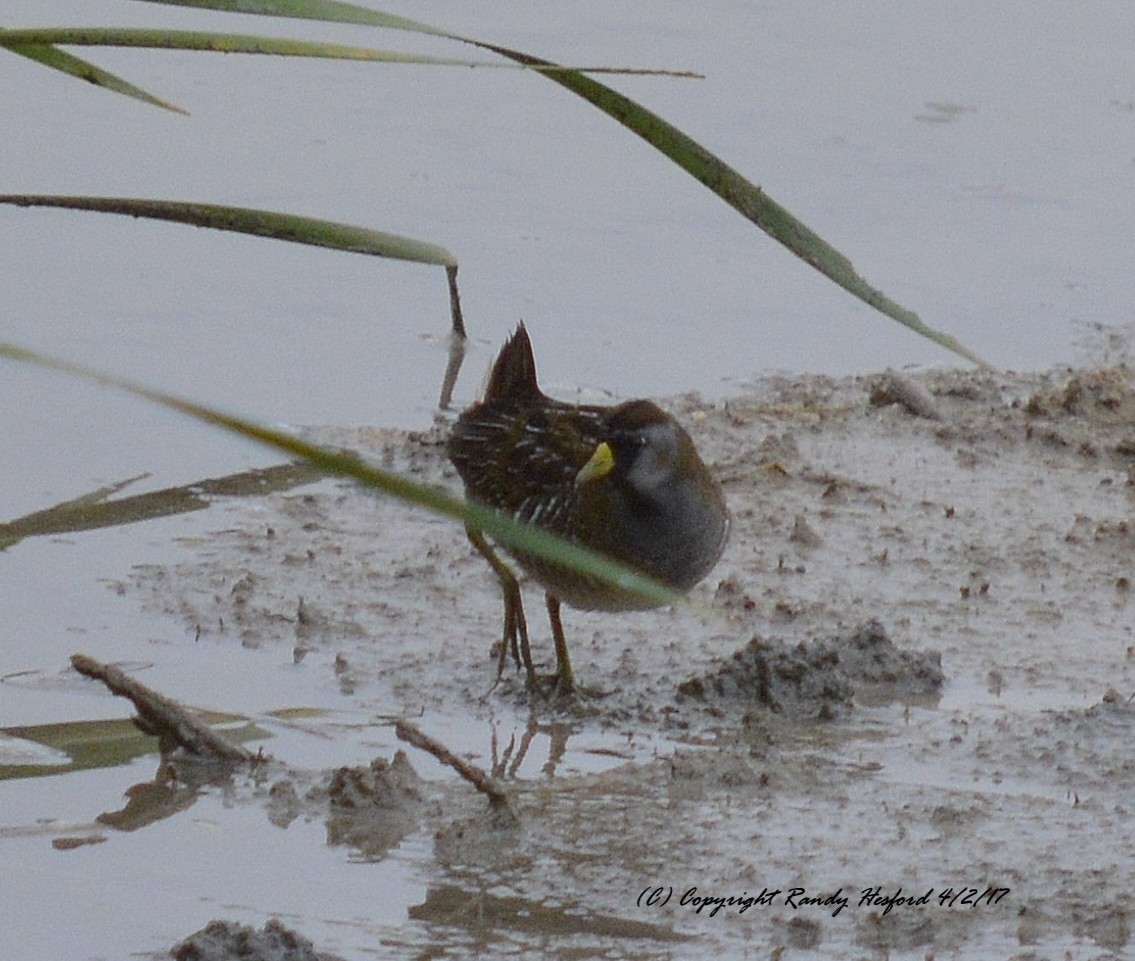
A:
[575, 441, 615, 486]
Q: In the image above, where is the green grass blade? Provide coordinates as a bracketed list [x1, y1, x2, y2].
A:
[137, 0, 986, 365]
[0, 343, 679, 609]
[0, 28, 697, 76]
[0, 38, 186, 113]
[0, 195, 456, 266]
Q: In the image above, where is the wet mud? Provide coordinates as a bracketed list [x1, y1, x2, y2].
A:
[126, 363, 1135, 959]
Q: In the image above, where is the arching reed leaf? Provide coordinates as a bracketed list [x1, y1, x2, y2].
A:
[477, 44, 988, 368]
[0, 343, 680, 609]
[0, 195, 457, 266]
[0, 194, 471, 403]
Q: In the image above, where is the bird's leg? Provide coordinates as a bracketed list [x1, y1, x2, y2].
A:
[545, 593, 575, 697]
[465, 526, 537, 687]
[502, 581, 534, 685]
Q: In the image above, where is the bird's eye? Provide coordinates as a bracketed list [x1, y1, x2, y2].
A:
[611, 432, 647, 458]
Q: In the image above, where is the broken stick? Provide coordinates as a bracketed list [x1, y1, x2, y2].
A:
[395, 719, 513, 816]
[71, 653, 254, 762]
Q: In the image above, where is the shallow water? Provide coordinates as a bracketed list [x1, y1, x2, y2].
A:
[3, 4, 1135, 959]
[4, 1, 1133, 492]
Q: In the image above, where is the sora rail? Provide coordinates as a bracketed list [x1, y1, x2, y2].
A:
[448, 324, 729, 696]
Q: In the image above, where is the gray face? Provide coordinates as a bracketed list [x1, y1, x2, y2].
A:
[622, 422, 682, 500]
[580, 416, 728, 598]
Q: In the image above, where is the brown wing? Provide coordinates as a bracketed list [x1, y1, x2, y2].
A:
[448, 399, 607, 529]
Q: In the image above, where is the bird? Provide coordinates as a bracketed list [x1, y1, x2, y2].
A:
[447, 323, 729, 696]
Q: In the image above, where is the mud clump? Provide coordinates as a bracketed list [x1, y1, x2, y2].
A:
[170, 918, 343, 961]
[676, 620, 942, 719]
[258, 751, 428, 860]
[1024, 367, 1135, 425]
[321, 751, 425, 860]
[824, 619, 944, 697]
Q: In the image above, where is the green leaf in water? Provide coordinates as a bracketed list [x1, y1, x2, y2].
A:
[0, 713, 269, 782]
